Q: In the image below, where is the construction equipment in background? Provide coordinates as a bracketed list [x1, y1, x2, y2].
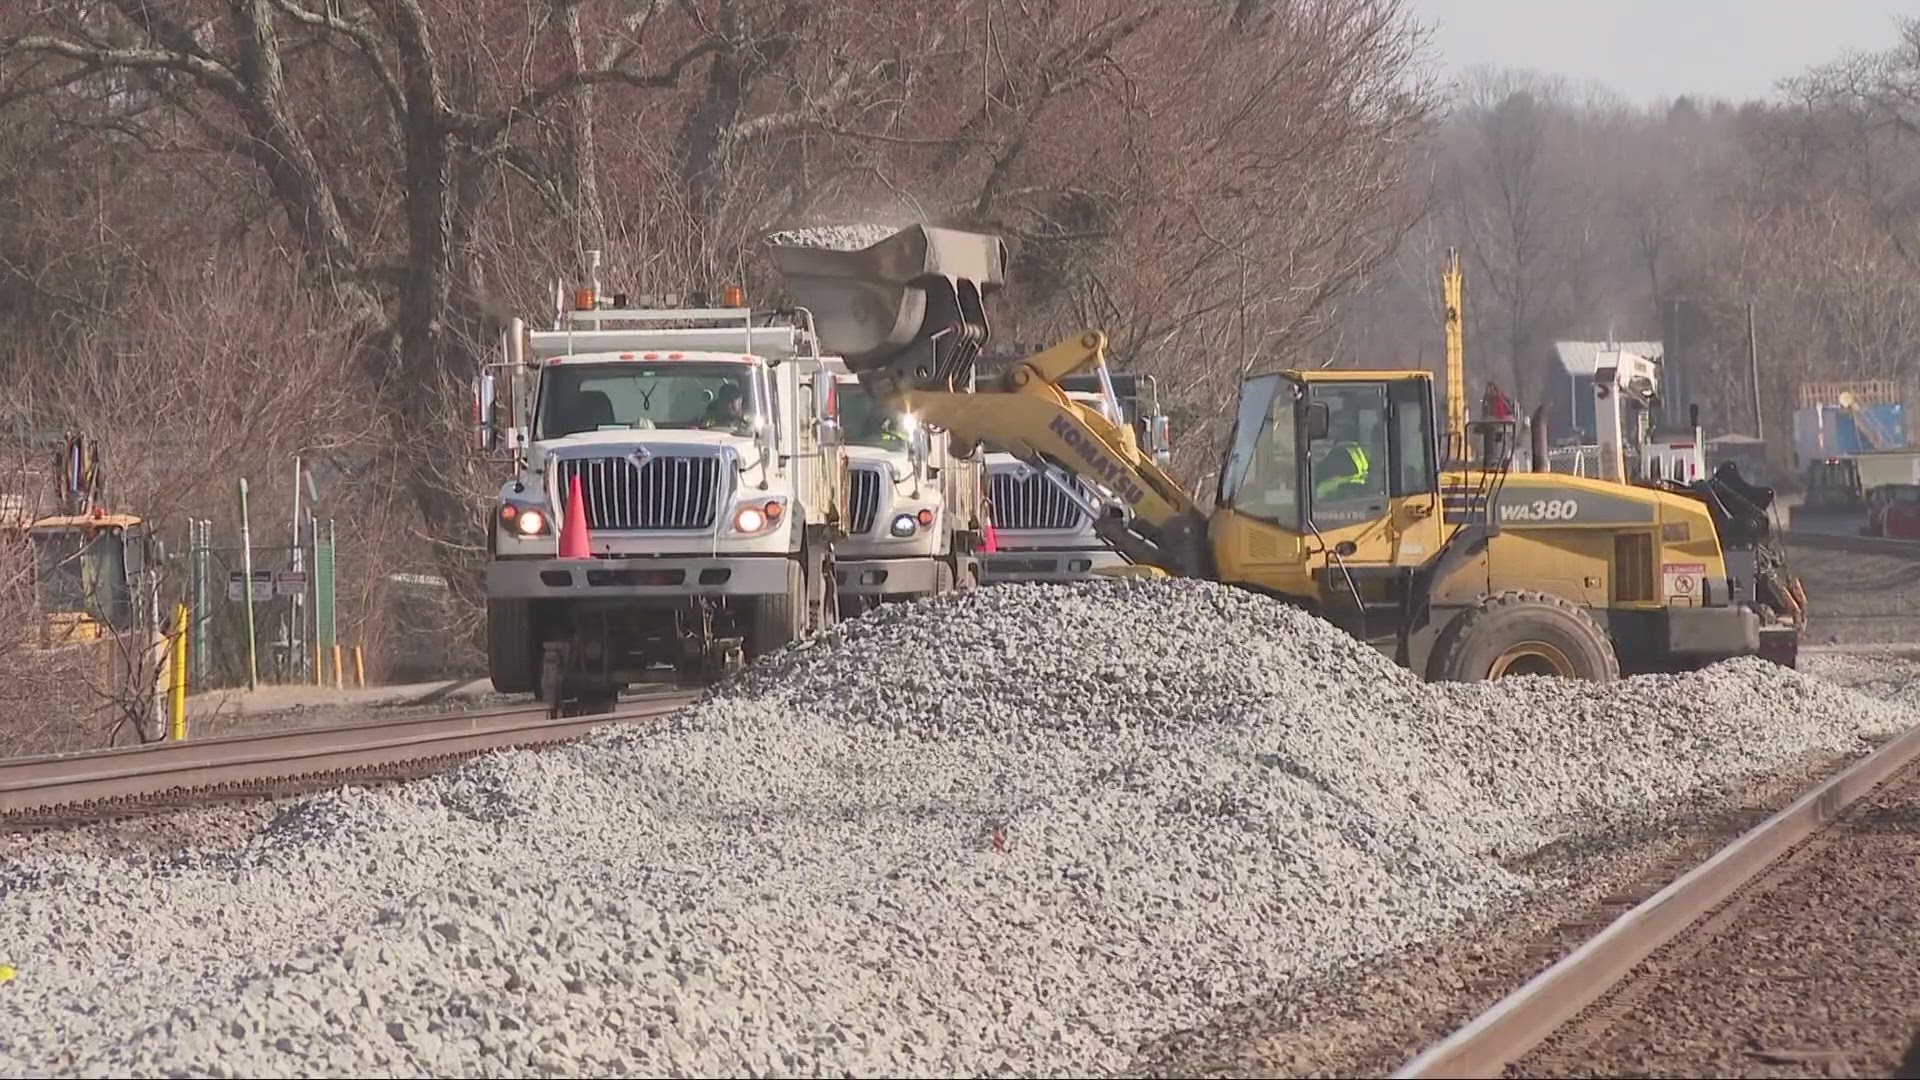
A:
[1793, 382, 1908, 515]
[12, 435, 162, 648]
[824, 356, 987, 612]
[769, 226, 1806, 681]
[3, 433, 168, 739]
[1442, 249, 1467, 459]
[476, 264, 849, 716]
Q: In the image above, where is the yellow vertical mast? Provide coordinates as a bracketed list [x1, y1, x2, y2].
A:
[1442, 248, 1466, 459]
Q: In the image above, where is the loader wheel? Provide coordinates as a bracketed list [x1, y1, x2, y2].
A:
[1430, 590, 1620, 683]
[746, 557, 807, 659]
[487, 599, 537, 694]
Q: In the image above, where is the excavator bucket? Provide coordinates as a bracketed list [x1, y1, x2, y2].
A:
[767, 226, 1008, 392]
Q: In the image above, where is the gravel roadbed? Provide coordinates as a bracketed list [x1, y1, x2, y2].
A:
[1789, 543, 1920, 646]
[0, 580, 1912, 1077]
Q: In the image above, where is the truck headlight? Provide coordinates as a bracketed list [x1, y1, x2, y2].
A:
[729, 498, 787, 537]
[500, 502, 549, 536]
[889, 508, 934, 537]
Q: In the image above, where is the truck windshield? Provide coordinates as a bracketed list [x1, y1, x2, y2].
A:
[836, 381, 909, 449]
[537, 362, 760, 438]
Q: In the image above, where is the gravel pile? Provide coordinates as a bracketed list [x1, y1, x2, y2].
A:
[765, 223, 898, 251]
[2, 579, 1910, 1077]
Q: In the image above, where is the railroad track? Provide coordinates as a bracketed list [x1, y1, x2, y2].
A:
[1391, 720, 1920, 1078]
[0, 690, 702, 832]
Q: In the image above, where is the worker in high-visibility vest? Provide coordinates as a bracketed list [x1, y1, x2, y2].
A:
[1314, 442, 1372, 500]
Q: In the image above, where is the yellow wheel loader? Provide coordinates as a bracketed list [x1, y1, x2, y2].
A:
[768, 227, 1807, 681]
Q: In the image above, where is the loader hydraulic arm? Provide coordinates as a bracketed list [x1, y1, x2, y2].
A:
[900, 332, 1212, 576]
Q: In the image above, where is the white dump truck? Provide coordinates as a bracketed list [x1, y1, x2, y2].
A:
[476, 268, 848, 714]
[827, 359, 987, 610]
[977, 364, 1172, 583]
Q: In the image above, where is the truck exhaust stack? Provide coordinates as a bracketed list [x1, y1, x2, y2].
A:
[767, 226, 1008, 393]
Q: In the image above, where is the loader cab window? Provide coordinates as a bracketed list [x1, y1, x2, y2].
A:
[1306, 383, 1390, 526]
[1220, 373, 1299, 527]
[1387, 379, 1437, 497]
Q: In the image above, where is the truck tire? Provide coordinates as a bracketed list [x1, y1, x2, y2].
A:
[487, 599, 537, 694]
[932, 560, 955, 598]
[746, 558, 807, 659]
[1428, 590, 1619, 683]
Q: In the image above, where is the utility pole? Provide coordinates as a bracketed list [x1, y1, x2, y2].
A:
[1746, 301, 1765, 439]
[288, 456, 304, 684]
[239, 477, 259, 691]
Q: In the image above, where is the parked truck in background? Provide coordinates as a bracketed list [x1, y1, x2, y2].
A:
[477, 267, 848, 714]
[975, 357, 1172, 584]
[827, 359, 987, 611]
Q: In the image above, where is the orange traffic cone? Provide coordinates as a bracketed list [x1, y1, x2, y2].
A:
[558, 473, 593, 559]
[980, 514, 999, 553]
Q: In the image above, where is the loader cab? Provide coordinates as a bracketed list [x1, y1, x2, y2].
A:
[1218, 371, 1439, 533]
[1213, 371, 1443, 611]
[24, 514, 150, 645]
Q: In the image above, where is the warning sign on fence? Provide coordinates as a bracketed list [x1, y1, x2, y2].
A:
[228, 569, 305, 601]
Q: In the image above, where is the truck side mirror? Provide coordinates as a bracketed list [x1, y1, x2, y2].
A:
[1304, 402, 1331, 442]
[1148, 414, 1172, 466]
[814, 373, 843, 448]
[473, 372, 498, 452]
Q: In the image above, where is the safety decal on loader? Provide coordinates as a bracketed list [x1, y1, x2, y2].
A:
[1662, 562, 1706, 600]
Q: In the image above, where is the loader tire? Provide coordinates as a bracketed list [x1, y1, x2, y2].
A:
[746, 557, 807, 659]
[1429, 590, 1619, 683]
[487, 599, 537, 694]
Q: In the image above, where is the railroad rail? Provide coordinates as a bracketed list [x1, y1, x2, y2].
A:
[0, 692, 701, 831]
[1391, 719, 1920, 1078]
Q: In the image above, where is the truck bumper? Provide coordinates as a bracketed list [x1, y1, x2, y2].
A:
[979, 548, 1125, 584]
[488, 555, 790, 600]
[835, 556, 941, 597]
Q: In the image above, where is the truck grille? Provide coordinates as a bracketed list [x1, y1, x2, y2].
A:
[988, 465, 1086, 531]
[553, 454, 723, 531]
[848, 467, 885, 534]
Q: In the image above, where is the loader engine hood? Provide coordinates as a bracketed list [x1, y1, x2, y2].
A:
[767, 226, 1008, 393]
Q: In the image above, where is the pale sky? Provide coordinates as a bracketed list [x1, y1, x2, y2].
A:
[1409, 0, 1911, 103]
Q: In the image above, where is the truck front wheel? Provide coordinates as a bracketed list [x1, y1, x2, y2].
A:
[746, 558, 807, 659]
[487, 599, 537, 694]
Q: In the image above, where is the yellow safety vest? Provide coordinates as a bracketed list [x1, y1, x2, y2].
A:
[1315, 444, 1370, 498]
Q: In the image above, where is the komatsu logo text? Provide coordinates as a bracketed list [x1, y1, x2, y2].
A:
[1048, 414, 1145, 505]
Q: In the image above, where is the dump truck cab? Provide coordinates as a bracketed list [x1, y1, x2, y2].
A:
[828, 359, 985, 609]
[479, 270, 847, 713]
